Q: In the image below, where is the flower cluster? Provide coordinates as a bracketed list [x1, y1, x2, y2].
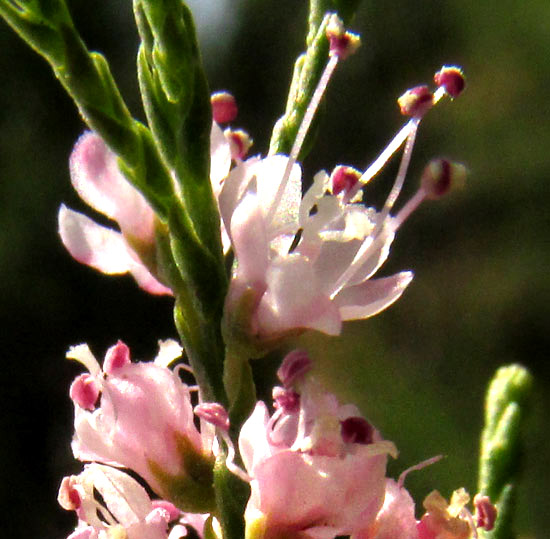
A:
[61, 345, 496, 539]
[49, 10, 501, 539]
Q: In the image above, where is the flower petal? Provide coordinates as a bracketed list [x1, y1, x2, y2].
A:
[334, 272, 414, 320]
[210, 122, 232, 197]
[59, 205, 135, 274]
[58, 205, 172, 295]
[70, 132, 155, 241]
[256, 254, 341, 336]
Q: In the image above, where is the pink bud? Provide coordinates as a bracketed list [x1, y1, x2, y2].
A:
[331, 165, 362, 195]
[194, 402, 230, 431]
[326, 15, 361, 59]
[420, 158, 467, 200]
[398, 85, 434, 117]
[434, 65, 465, 98]
[474, 494, 497, 531]
[103, 340, 131, 373]
[211, 91, 238, 123]
[70, 374, 100, 410]
[341, 417, 374, 445]
[277, 349, 312, 387]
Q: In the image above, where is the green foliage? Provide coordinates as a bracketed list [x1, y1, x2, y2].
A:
[478, 364, 533, 539]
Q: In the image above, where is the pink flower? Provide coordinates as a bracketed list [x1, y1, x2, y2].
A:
[219, 59, 464, 347]
[58, 463, 184, 539]
[238, 352, 397, 538]
[67, 340, 216, 513]
[220, 154, 414, 340]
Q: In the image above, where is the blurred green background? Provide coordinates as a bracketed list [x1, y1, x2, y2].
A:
[0, 1, 548, 537]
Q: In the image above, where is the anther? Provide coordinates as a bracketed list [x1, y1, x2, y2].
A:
[326, 14, 361, 60]
[224, 128, 253, 160]
[434, 66, 465, 99]
[420, 158, 467, 200]
[194, 403, 230, 432]
[340, 417, 374, 445]
[398, 85, 434, 118]
[211, 92, 238, 124]
[474, 494, 497, 531]
[330, 165, 362, 196]
[273, 386, 301, 413]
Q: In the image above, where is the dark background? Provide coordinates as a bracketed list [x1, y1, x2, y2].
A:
[1, 1, 548, 537]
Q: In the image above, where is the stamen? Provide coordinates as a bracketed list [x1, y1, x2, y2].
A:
[330, 120, 419, 297]
[267, 13, 349, 225]
[397, 455, 443, 489]
[194, 403, 251, 482]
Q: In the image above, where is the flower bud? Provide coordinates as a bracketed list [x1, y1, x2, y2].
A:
[211, 91, 238, 123]
[326, 14, 361, 59]
[434, 65, 465, 98]
[420, 158, 467, 199]
[398, 85, 434, 117]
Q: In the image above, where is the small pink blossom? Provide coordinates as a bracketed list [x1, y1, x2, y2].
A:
[59, 464, 179, 539]
[238, 354, 397, 539]
[67, 340, 216, 513]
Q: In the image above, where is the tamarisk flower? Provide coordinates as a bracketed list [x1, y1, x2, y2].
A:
[67, 340, 216, 513]
[58, 464, 184, 539]
[238, 350, 398, 538]
[58, 463, 207, 539]
[352, 478, 497, 538]
[220, 18, 466, 348]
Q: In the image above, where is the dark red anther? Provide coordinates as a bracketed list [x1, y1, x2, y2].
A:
[398, 85, 434, 118]
[474, 494, 498, 531]
[341, 417, 374, 445]
[211, 92, 238, 124]
[331, 165, 361, 196]
[434, 66, 465, 99]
